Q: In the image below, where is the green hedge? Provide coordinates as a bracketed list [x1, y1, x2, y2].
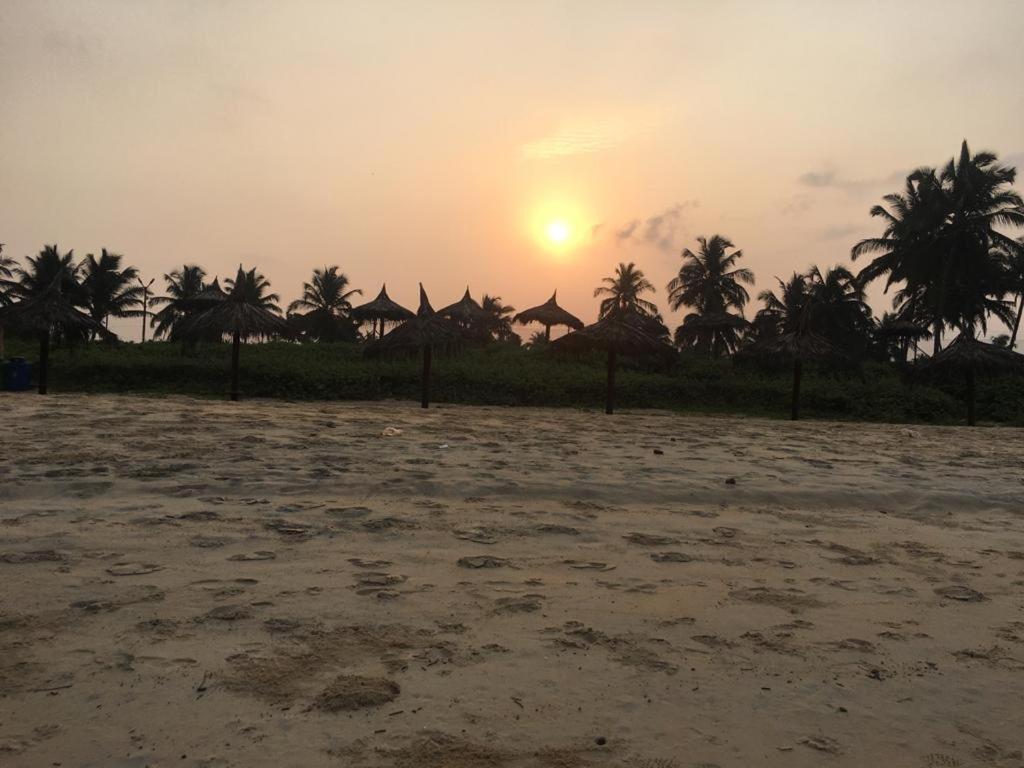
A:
[4, 338, 1022, 426]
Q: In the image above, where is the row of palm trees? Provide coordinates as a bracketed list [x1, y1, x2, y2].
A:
[2, 140, 1022, 419]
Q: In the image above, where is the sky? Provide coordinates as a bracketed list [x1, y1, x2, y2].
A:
[2, 0, 1023, 341]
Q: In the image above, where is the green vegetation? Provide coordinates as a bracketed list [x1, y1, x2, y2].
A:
[6, 337, 1022, 426]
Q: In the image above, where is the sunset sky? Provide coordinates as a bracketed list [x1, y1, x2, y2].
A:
[2, 0, 1023, 340]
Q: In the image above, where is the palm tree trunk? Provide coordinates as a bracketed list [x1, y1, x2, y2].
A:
[932, 320, 942, 356]
[790, 359, 802, 421]
[605, 346, 617, 415]
[1010, 292, 1024, 350]
[420, 344, 432, 409]
[38, 332, 50, 395]
[966, 365, 976, 426]
[230, 330, 241, 402]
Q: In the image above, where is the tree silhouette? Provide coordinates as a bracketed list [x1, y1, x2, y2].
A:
[594, 262, 657, 319]
[287, 266, 361, 342]
[80, 249, 144, 335]
[668, 235, 754, 356]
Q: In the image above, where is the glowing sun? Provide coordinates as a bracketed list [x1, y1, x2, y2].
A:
[545, 219, 571, 244]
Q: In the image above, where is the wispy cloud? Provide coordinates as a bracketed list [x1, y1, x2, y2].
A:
[797, 165, 906, 194]
[521, 122, 630, 159]
[613, 200, 698, 254]
[820, 224, 863, 241]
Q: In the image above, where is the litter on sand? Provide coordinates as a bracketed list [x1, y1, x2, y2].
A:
[381, 427, 403, 437]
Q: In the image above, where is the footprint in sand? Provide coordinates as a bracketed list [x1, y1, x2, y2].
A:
[650, 552, 694, 563]
[0, 550, 65, 564]
[348, 558, 393, 568]
[352, 572, 407, 598]
[563, 560, 616, 572]
[227, 551, 276, 562]
[106, 562, 163, 576]
[624, 533, 678, 546]
[202, 605, 253, 622]
[457, 556, 511, 569]
[934, 585, 986, 602]
[494, 595, 544, 614]
[313, 675, 400, 712]
[190, 536, 231, 549]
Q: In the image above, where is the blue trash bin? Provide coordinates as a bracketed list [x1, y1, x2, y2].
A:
[2, 358, 33, 391]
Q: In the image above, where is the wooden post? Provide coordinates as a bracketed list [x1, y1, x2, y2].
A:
[545, 324, 551, 342]
[230, 330, 241, 401]
[966, 365, 976, 426]
[38, 332, 50, 395]
[790, 359, 802, 421]
[605, 346, 617, 415]
[421, 344, 432, 409]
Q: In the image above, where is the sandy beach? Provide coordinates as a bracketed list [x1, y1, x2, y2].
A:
[1, 394, 1023, 767]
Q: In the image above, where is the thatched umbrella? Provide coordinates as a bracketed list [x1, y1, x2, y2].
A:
[0, 277, 111, 394]
[755, 331, 834, 421]
[180, 268, 289, 401]
[674, 311, 749, 357]
[512, 291, 584, 342]
[438, 288, 488, 326]
[375, 284, 462, 408]
[350, 284, 415, 340]
[917, 335, 1024, 425]
[875, 318, 931, 362]
[552, 309, 674, 414]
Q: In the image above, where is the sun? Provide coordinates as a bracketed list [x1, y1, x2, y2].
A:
[546, 219, 571, 245]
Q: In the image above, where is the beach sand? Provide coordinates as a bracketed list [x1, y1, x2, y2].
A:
[1, 394, 1023, 767]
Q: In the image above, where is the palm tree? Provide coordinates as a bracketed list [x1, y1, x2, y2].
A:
[150, 265, 209, 340]
[287, 266, 361, 342]
[0, 244, 17, 359]
[478, 294, 518, 343]
[224, 266, 280, 312]
[13, 245, 86, 304]
[594, 262, 658, 319]
[804, 265, 873, 354]
[667, 235, 754, 356]
[182, 265, 288, 401]
[80, 249, 144, 335]
[1000, 237, 1024, 350]
[854, 142, 1024, 353]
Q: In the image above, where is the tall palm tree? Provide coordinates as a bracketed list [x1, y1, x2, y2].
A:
[753, 273, 812, 342]
[1003, 237, 1024, 349]
[224, 266, 280, 312]
[804, 265, 873, 354]
[0, 244, 17, 359]
[80, 249, 144, 334]
[594, 262, 658, 319]
[287, 266, 361, 342]
[150, 264, 209, 340]
[667, 235, 754, 356]
[182, 265, 288, 401]
[13, 245, 86, 304]
[854, 142, 1024, 353]
[478, 294, 518, 343]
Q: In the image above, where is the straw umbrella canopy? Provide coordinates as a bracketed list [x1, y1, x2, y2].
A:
[875, 317, 931, 362]
[674, 311, 749, 357]
[0, 276, 112, 394]
[438, 287, 489, 329]
[179, 267, 289, 401]
[916, 335, 1024, 425]
[552, 309, 674, 414]
[350, 284, 415, 340]
[512, 291, 584, 342]
[747, 331, 834, 421]
[376, 284, 462, 408]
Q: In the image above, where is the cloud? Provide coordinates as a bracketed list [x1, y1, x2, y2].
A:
[797, 165, 907, 194]
[614, 200, 698, 254]
[521, 123, 629, 159]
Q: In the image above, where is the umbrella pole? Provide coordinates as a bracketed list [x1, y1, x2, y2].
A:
[966, 365, 976, 426]
[421, 343, 432, 409]
[230, 330, 241, 402]
[38, 331, 50, 395]
[545, 325, 551, 343]
[790, 358, 802, 421]
[605, 346, 616, 415]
